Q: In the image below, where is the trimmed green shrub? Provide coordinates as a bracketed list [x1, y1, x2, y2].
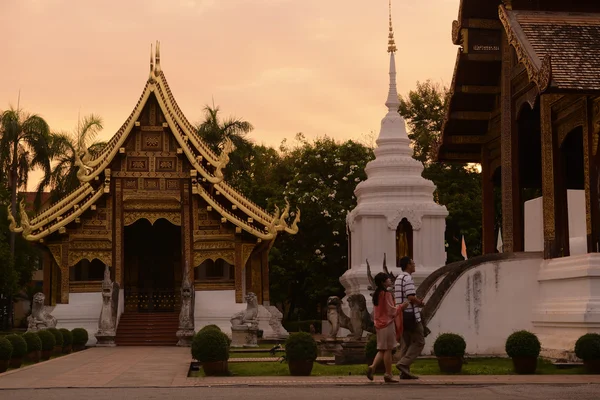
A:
[71, 328, 89, 346]
[37, 330, 56, 351]
[434, 333, 467, 357]
[22, 332, 42, 352]
[199, 324, 221, 332]
[5, 334, 27, 358]
[365, 334, 378, 360]
[505, 330, 541, 358]
[285, 332, 317, 362]
[575, 333, 600, 361]
[59, 329, 73, 346]
[191, 329, 230, 362]
[0, 338, 13, 360]
[47, 328, 64, 346]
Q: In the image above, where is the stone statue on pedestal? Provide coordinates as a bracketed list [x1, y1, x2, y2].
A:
[326, 294, 374, 341]
[230, 292, 259, 347]
[95, 265, 120, 346]
[176, 275, 195, 347]
[27, 293, 57, 332]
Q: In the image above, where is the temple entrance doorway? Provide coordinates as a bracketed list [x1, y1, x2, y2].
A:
[123, 218, 181, 313]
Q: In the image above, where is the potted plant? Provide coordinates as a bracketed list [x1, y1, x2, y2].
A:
[59, 329, 73, 354]
[433, 333, 467, 373]
[23, 332, 42, 363]
[191, 329, 230, 376]
[47, 328, 64, 355]
[71, 328, 89, 351]
[505, 330, 541, 374]
[285, 332, 318, 376]
[6, 334, 28, 369]
[0, 337, 13, 373]
[575, 333, 600, 374]
[199, 324, 221, 332]
[37, 330, 57, 361]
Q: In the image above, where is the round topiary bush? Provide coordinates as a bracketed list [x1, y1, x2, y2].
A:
[0, 337, 13, 361]
[191, 329, 230, 363]
[575, 333, 600, 361]
[5, 334, 28, 358]
[59, 328, 73, 347]
[365, 334, 378, 361]
[47, 328, 64, 347]
[71, 328, 89, 346]
[199, 324, 221, 332]
[505, 330, 541, 358]
[37, 330, 56, 351]
[285, 332, 317, 362]
[434, 333, 467, 357]
[23, 332, 42, 352]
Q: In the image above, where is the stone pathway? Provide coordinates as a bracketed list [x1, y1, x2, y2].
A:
[1, 347, 600, 389]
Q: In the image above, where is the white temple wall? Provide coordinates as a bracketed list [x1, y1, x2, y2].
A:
[525, 190, 587, 255]
[53, 292, 102, 346]
[424, 257, 540, 355]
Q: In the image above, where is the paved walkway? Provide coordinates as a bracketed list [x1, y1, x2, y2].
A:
[1, 347, 600, 389]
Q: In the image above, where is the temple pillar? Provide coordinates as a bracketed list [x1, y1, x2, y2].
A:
[113, 179, 123, 286]
[500, 34, 522, 252]
[182, 182, 193, 283]
[60, 242, 69, 304]
[589, 98, 600, 253]
[261, 248, 270, 305]
[540, 94, 561, 259]
[482, 145, 496, 253]
[235, 241, 243, 303]
[42, 249, 52, 306]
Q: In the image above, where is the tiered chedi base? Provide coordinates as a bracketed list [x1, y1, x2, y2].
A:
[115, 312, 179, 346]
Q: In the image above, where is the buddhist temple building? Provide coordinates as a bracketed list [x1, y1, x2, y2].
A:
[9, 42, 298, 344]
[430, 0, 600, 353]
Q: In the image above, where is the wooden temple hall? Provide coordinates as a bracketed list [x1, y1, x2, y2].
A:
[9, 43, 299, 330]
[437, 0, 600, 259]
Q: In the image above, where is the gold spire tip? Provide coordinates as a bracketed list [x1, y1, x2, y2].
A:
[387, 0, 397, 53]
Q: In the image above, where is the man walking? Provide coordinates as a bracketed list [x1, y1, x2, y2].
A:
[394, 256, 425, 379]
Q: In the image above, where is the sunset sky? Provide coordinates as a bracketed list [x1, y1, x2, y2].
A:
[2, 0, 459, 187]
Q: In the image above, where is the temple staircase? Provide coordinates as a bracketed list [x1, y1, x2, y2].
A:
[115, 312, 179, 346]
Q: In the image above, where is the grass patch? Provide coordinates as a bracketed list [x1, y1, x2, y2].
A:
[190, 358, 587, 377]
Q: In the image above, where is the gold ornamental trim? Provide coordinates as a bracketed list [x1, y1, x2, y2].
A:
[193, 250, 235, 267]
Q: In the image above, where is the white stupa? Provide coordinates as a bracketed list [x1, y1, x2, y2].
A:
[340, 3, 448, 303]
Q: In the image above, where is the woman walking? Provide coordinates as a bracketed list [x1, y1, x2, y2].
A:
[367, 272, 408, 383]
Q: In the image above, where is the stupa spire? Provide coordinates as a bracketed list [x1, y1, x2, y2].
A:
[388, 0, 397, 54]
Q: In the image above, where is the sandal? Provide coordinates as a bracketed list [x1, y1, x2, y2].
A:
[384, 374, 398, 383]
[366, 366, 374, 381]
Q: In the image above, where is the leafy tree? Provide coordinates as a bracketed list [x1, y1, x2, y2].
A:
[0, 108, 52, 252]
[39, 115, 106, 203]
[399, 81, 483, 262]
[196, 105, 254, 190]
[268, 135, 374, 320]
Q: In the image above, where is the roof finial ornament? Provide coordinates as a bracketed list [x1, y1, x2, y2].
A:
[150, 43, 154, 73]
[155, 40, 161, 72]
[388, 0, 397, 53]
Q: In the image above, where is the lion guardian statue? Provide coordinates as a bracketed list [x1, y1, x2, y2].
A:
[27, 292, 57, 332]
[231, 292, 259, 328]
[326, 294, 374, 340]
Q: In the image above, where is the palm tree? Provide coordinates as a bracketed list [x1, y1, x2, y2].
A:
[0, 108, 52, 253]
[40, 114, 106, 203]
[196, 105, 254, 187]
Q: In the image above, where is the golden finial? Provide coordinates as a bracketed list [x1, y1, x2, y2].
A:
[150, 43, 154, 72]
[388, 0, 397, 53]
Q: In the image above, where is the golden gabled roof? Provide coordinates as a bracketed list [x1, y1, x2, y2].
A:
[10, 42, 300, 241]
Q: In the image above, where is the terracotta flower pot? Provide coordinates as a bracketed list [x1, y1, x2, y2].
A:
[511, 357, 538, 374]
[202, 361, 229, 376]
[288, 360, 314, 376]
[62, 345, 72, 354]
[41, 350, 53, 361]
[583, 359, 600, 374]
[437, 356, 463, 373]
[9, 357, 23, 369]
[53, 345, 63, 356]
[27, 351, 41, 363]
[0, 360, 9, 373]
[72, 344, 86, 352]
